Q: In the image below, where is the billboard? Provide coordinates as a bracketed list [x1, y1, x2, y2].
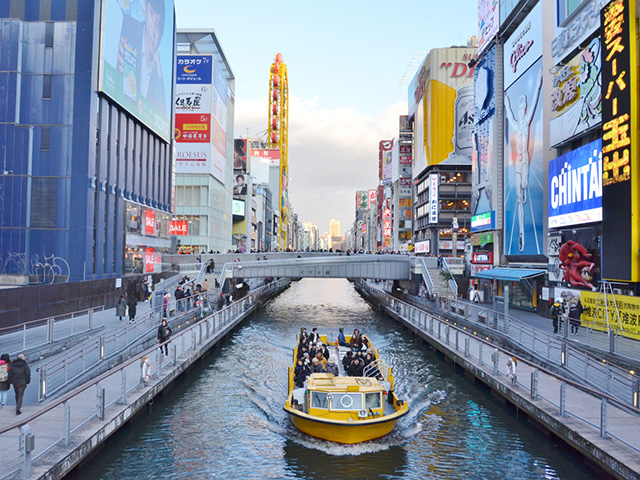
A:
[368, 189, 377, 209]
[356, 191, 368, 210]
[600, 0, 640, 281]
[504, 1, 542, 89]
[233, 174, 247, 196]
[551, 0, 606, 66]
[234, 139, 248, 173]
[411, 48, 477, 178]
[169, 220, 188, 235]
[550, 39, 602, 147]
[548, 139, 602, 228]
[471, 211, 495, 232]
[504, 57, 544, 255]
[428, 173, 439, 224]
[478, 0, 499, 55]
[379, 140, 393, 184]
[100, 0, 174, 141]
[232, 199, 245, 217]
[472, 45, 497, 226]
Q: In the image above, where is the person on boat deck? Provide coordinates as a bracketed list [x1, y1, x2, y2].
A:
[359, 334, 369, 350]
[363, 353, 374, 367]
[319, 344, 330, 360]
[350, 332, 362, 351]
[310, 357, 324, 373]
[297, 345, 309, 360]
[325, 356, 339, 376]
[299, 328, 309, 345]
[315, 352, 328, 370]
[309, 327, 321, 344]
[337, 328, 348, 347]
[294, 359, 310, 387]
[302, 352, 311, 367]
[308, 343, 318, 359]
[342, 351, 354, 370]
[364, 355, 382, 379]
[348, 357, 364, 377]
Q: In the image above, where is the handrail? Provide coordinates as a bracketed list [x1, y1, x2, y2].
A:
[441, 257, 458, 297]
[419, 257, 435, 295]
[0, 306, 104, 333]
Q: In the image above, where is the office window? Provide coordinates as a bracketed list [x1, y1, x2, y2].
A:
[43, 75, 52, 99]
[41, 126, 50, 151]
[45, 22, 54, 47]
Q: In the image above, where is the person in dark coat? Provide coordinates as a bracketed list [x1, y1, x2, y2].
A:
[127, 296, 137, 323]
[294, 359, 310, 388]
[550, 300, 563, 334]
[0, 353, 11, 407]
[342, 351, 354, 371]
[157, 319, 172, 356]
[348, 358, 364, 377]
[325, 356, 339, 376]
[569, 300, 584, 334]
[310, 358, 324, 373]
[115, 295, 127, 321]
[217, 293, 225, 310]
[8, 354, 30, 415]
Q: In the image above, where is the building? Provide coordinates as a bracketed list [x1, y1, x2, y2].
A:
[173, 30, 234, 254]
[0, 0, 176, 283]
[329, 219, 341, 238]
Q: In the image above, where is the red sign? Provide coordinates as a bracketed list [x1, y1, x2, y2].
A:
[169, 220, 188, 235]
[399, 145, 412, 154]
[361, 223, 367, 234]
[145, 248, 155, 273]
[145, 210, 155, 236]
[399, 177, 412, 186]
[251, 148, 280, 165]
[399, 155, 412, 164]
[368, 189, 377, 208]
[174, 113, 211, 143]
[472, 251, 493, 264]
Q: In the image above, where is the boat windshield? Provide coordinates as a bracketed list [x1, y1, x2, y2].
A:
[365, 392, 381, 409]
[311, 391, 329, 409]
[331, 393, 363, 411]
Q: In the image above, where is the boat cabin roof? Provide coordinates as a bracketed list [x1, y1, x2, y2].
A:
[306, 373, 383, 393]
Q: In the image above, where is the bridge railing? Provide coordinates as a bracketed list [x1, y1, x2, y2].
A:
[357, 280, 640, 456]
[0, 279, 289, 480]
[0, 306, 105, 357]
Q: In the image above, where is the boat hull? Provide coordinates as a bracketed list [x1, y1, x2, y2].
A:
[284, 407, 407, 444]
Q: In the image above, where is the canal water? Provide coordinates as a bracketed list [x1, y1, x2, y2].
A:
[67, 279, 594, 480]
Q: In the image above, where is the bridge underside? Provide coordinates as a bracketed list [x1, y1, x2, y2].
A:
[222, 256, 411, 281]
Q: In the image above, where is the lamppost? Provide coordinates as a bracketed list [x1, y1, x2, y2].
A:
[452, 217, 459, 258]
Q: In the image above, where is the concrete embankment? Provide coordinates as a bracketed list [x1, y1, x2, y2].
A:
[357, 283, 640, 480]
[1, 281, 289, 480]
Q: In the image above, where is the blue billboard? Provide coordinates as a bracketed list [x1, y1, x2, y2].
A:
[548, 139, 602, 228]
[176, 55, 212, 84]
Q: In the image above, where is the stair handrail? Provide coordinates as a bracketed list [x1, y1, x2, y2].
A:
[419, 257, 435, 294]
[442, 257, 459, 297]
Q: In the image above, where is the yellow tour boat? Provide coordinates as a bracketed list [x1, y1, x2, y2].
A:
[284, 334, 409, 444]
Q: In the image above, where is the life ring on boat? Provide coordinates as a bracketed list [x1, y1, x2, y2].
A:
[340, 395, 354, 408]
[141, 356, 151, 382]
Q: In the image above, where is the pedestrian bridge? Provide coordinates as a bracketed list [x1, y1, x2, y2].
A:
[219, 254, 413, 281]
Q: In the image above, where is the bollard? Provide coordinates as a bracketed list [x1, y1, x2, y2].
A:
[531, 369, 539, 399]
[478, 342, 483, 367]
[464, 337, 470, 357]
[48, 318, 54, 344]
[173, 344, 177, 366]
[633, 377, 639, 408]
[445, 325, 450, 345]
[64, 401, 71, 446]
[19, 424, 34, 478]
[88, 308, 94, 331]
[560, 382, 566, 417]
[600, 398, 609, 438]
[96, 383, 105, 421]
[491, 348, 499, 375]
[38, 365, 46, 401]
[120, 370, 127, 404]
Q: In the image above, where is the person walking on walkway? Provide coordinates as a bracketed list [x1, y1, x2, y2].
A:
[568, 300, 584, 335]
[8, 354, 30, 415]
[127, 295, 137, 323]
[0, 353, 11, 407]
[550, 300, 563, 334]
[116, 295, 127, 321]
[157, 319, 172, 356]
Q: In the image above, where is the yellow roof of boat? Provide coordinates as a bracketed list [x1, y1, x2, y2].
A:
[306, 373, 383, 392]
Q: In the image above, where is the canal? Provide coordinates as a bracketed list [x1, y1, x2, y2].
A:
[67, 279, 594, 479]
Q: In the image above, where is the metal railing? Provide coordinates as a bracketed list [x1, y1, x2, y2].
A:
[0, 307, 105, 357]
[418, 257, 435, 295]
[357, 280, 640, 455]
[0, 279, 289, 480]
[441, 257, 458, 297]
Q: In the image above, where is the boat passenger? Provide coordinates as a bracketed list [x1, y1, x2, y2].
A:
[308, 343, 318, 359]
[363, 353, 374, 367]
[309, 327, 320, 344]
[325, 356, 339, 376]
[319, 344, 330, 360]
[302, 352, 310, 367]
[299, 328, 309, 345]
[350, 332, 362, 351]
[297, 345, 309, 360]
[348, 358, 364, 377]
[310, 357, 324, 373]
[337, 328, 348, 347]
[359, 334, 369, 350]
[294, 359, 310, 387]
[315, 352, 328, 370]
[342, 351, 354, 370]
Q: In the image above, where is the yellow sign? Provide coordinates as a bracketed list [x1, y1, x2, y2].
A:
[579, 291, 640, 340]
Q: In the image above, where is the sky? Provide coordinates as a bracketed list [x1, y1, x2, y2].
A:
[175, 0, 479, 234]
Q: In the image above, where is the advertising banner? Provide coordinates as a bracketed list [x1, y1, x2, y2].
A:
[471, 211, 495, 232]
[233, 174, 247, 196]
[356, 191, 368, 210]
[144, 210, 155, 236]
[548, 139, 602, 228]
[100, 0, 174, 142]
[368, 189, 377, 209]
[251, 148, 280, 165]
[232, 199, 245, 217]
[412, 48, 477, 178]
[439, 240, 465, 250]
[600, 0, 640, 281]
[472, 251, 493, 264]
[550, 39, 602, 147]
[175, 143, 210, 172]
[234, 139, 248, 173]
[478, 0, 499, 55]
[144, 247, 155, 273]
[381, 142, 393, 185]
[551, 0, 606, 66]
[504, 56, 544, 256]
[169, 220, 188, 235]
[429, 173, 439, 224]
[472, 46, 497, 223]
[174, 113, 210, 142]
[504, 2, 542, 89]
[415, 240, 430, 254]
[554, 287, 640, 340]
[361, 224, 367, 234]
[399, 115, 412, 132]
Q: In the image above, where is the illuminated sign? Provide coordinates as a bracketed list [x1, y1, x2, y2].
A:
[356, 191, 368, 210]
[551, 0, 606, 65]
[169, 220, 188, 236]
[600, 0, 639, 281]
[504, 2, 542, 89]
[361, 223, 367, 234]
[415, 240, 430, 253]
[478, 0, 499, 55]
[429, 174, 439, 224]
[232, 199, 245, 217]
[472, 251, 493, 264]
[144, 247, 155, 273]
[471, 211, 495, 232]
[144, 210, 155, 236]
[399, 115, 412, 132]
[368, 189, 377, 208]
[548, 139, 602, 228]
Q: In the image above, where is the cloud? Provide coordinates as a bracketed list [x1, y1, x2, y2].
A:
[235, 96, 405, 233]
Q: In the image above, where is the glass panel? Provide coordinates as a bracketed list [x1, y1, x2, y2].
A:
[365, 392, 381, 409]
[330, 393, 363, 411]
[311, 391, 328, 409]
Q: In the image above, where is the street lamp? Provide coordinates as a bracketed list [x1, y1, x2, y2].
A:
[452, 217, 459, 257]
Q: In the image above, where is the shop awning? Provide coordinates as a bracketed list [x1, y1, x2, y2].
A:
[472, 268, 546, 282]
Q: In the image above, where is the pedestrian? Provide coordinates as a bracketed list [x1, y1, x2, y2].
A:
[157, 319, 172, 356]
[202, 279, 209, 294]
[569, 300, 584, 334]
[115, 295, 127, 321]
[550, 300, 563, 334]
[437, 254, 443, 268]
[127, 295, 137, 323]
[163, 293, 169, 318]
[217, 293, 225, 310]
[0, 353, 11, 408]
[8, 354, 30, 415]
[506, 356, 517, 386]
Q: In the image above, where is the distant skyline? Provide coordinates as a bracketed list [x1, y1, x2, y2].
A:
[175, 1, 478, 233]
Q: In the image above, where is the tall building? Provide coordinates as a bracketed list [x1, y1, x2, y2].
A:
[173, 30, 234, 253]
[0, 0, 176, 283]
[329, 219, 341, 237]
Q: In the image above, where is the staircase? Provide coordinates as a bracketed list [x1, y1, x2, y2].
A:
[426, 266, 453, 296]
